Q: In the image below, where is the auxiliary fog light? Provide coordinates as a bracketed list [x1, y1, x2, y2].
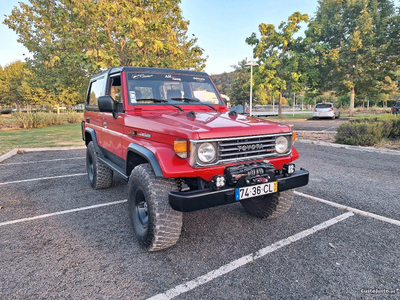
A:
[282, 163, 295, 177]
[213, 175, 226, 190]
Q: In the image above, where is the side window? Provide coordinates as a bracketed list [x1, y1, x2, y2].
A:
[87, 77, 105, 107]
[109, 76, 122, 102]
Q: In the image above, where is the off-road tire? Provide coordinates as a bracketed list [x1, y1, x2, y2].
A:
[240, 190, 294, 219]
[127, 163, 182, 252]
[86, 141, 113, 189]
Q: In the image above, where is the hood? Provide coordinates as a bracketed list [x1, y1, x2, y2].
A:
[125, 111, 292, 140]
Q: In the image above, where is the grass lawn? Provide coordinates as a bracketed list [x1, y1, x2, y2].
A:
[0, 123, 84, 156]
[264, 112, 390, 120]
[265, 113, 314, 120]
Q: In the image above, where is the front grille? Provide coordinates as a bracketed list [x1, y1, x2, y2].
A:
[217, 135, 278, 161]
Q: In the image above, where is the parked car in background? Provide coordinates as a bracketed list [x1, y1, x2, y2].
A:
[313, 103, 340, 119]
[392, 101, 400, 114]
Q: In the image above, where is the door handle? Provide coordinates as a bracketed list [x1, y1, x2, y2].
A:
[103, 122, 107, 128]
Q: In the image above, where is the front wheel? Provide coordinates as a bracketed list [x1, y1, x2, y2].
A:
[127, 164, 182, 251]
[240, 190, 294, 219]
[86, 141, 113, 189]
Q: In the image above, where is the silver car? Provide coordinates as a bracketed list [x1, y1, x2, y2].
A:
[313, 103, 340, 119]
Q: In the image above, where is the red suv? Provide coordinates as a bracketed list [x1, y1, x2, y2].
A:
[82, 67, 309, 251]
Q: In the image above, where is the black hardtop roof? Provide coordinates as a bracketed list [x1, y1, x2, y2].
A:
[91, 66, 208, 80]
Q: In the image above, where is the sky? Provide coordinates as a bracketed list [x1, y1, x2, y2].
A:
[1, 0, 398, 75]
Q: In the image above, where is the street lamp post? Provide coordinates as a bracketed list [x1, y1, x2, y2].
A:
[245, 60, 259, 116]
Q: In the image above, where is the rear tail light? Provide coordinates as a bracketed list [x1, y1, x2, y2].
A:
[313, 108, 317, 112]
[329, 107, 333, 111]
[393, 107, 396, 112]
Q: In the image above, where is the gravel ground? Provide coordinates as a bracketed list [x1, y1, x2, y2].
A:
[0, 146, 399, 299]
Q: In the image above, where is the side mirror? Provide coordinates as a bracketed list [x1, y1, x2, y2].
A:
[98, 95, 115, 113]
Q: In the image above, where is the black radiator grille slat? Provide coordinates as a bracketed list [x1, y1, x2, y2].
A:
[218, 136, 277, 161]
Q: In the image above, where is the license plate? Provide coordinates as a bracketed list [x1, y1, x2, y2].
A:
[235, 182, 278, 201]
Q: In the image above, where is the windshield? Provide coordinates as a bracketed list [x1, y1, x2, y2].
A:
[126, 73, 223, 106]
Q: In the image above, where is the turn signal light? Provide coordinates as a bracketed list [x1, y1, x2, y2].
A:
[174, 139, 188, 158]
[292, 132, 297, 143]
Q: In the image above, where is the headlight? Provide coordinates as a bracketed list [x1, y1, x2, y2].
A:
[275, 136, 289, 154]
[197, 142, 216, 163]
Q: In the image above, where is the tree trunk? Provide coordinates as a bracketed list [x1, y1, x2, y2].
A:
[349, 87, 355, 117]
[278, 90, 283, 119]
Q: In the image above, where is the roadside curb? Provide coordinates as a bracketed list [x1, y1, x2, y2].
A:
[296, 130, 337, 134]
[298, 139, 400, 156]
[0, 146, 86, 163]
[0, 149, 19, 163]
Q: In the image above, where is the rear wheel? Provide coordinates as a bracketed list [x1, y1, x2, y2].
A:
[86, 141, 113, 189]
[240, 190, 294, 219]
[128, 164, 182, 251]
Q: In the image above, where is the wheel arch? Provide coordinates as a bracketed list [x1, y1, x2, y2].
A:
[84, 128, 104, 155]
[126, 143, 163, 178]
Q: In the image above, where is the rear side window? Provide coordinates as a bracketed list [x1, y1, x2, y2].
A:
[87, 77, 105, 107]
[109, 75, 122, 102]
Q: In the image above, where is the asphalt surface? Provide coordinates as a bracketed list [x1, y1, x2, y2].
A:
[284, 118, 347, 132]
[0, 145, 399, 299]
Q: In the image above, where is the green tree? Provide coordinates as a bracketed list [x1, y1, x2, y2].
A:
[0, 61, 27, 112]
[246, 12, 309, 118]
[306, 0, 400, 117]
[0, 66, 5, 110]
[228, 59, 251, 107]
[4, 0, 207, 105]
[211, 72, 236, 96]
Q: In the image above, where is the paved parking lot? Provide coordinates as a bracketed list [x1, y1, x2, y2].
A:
[0, 144, 399, 299]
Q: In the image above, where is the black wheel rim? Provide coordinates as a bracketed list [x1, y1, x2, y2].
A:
[87, 152, 94, 182]
[134, 189, 148, 226]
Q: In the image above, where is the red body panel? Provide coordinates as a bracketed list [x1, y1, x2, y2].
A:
[84, 69, 299, 182]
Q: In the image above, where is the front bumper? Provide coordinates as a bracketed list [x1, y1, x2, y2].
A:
[169, 169, 309, 212]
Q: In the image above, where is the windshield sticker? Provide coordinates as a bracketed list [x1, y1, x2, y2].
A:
[165, 75, 181, 81]
[130, 91, 137, 102]
[193, 77, 206, 82]
[132, 74, 153, 80]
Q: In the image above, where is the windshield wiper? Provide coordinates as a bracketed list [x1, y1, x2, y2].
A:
[136, 98, 168, 103]
[135, 98, 184, 111]
[171, 97, 218, 112]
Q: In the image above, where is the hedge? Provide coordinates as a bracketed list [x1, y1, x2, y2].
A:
[335, 114, 400, 146]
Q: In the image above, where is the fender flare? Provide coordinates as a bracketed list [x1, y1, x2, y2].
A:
[127, 143, 163, 177]
[85, 128, 103, 156]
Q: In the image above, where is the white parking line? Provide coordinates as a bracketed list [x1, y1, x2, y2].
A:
[294, 191, 400, 227]
[0, 173, 87, 186]
[147, 212, 354, 300]
[0, 200, 127, 227]
[0, 157, 85, 166]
